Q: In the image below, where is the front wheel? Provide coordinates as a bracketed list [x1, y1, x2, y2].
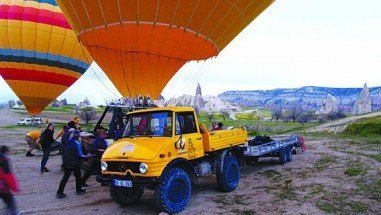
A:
[109, 185, 143, 207]
[217, 154, 240, 192]
[155, 168, 191, 214]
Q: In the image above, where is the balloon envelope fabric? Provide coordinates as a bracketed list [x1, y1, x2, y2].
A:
[0, 0, 92, 115]
[57, 0, 274, 99]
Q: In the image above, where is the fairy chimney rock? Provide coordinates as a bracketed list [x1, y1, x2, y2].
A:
[316, 94, 338, 115]
[353, 83, 372, 115]
[194, 83, 204, 112]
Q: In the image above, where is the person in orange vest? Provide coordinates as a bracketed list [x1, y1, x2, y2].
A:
[25, 130, 41, 157]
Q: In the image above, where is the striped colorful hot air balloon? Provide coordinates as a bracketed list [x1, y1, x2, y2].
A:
[0, 0, 92, 115]
[56, 0, 274, 99]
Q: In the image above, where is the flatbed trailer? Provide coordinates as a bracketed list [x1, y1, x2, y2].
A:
[240, 135, 304, 164]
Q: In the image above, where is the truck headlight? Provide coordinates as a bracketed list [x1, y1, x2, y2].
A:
[101, 162, 108, 171]
[139, 163, 148, 174]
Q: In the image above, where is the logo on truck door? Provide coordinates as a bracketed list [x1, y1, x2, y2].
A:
[175, 138, 186, 150]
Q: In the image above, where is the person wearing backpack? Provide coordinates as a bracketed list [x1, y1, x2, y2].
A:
[39, 123, 55, 173]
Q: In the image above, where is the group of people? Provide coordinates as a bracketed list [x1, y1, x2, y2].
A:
[22, 116, 108, 200]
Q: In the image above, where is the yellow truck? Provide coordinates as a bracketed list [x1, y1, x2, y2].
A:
[97, 106, 248, 214]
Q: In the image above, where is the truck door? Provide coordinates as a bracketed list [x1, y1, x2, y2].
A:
[175, 112, 204, 159]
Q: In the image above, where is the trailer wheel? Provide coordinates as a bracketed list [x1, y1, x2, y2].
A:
[279, 148, 287, 164]
[155, 167, 191, 214]
[244, 156, 259, 165]
[217, 154, 240, 192]
[109, 185, 143, 207]
[286, 146, 293, 162]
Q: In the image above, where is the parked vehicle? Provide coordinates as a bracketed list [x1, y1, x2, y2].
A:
[97, 106, 303, 214]
[17, 117, 43, 126]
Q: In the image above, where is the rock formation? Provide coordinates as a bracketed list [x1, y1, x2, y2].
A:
[353, 83, 372, 115]
[316, 94, 338, 115]
[194, 83, 204, 112]
[219, 85, 381, 112]
[166, 83, 239, 113]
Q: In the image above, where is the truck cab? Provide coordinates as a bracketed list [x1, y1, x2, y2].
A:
[97, 106, 248, 214]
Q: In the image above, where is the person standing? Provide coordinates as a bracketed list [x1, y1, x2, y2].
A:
[40, 123, 55, 173]
[56, 129, 87, 198]
[0, 146, 20, 215]
[81, 128, 108, 187]
[25, 130, 41, 157]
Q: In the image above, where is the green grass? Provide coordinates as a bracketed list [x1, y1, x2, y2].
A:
[277, 179, 297, 201]
[344, 116, 381, 136]
[316, 201, 340, 213]
[314, 155, 337, 171]
[258, 170, 282, 182]
[348, 202, 368, 213]
[356, 179, 381, 202]
[344, 162, 367, 176]
[198, 111, 320, 135]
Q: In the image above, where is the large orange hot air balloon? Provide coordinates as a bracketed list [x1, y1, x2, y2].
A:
[57, 0, 274, 99]
[0, 0, 92, 115]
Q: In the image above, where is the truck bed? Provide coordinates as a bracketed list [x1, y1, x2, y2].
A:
[200, 124, 248, 152]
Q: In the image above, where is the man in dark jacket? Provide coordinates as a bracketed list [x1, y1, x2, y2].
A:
[81, 128, 108, 187]
[56, 129, 88, 198]
[40, 123, 55, 173]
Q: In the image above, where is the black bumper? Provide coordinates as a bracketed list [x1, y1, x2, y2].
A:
[96, 174, 160, 186]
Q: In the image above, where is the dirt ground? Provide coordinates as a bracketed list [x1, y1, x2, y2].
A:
[0, 110, 380, 214]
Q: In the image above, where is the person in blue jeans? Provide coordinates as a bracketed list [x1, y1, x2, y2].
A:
[40, 123, 55, 173]
[56, 129, 89, 198]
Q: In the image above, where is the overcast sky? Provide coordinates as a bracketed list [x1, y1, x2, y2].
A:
[1, 0, 381, 105]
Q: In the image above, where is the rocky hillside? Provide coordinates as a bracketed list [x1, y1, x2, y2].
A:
[219, 86, 381, 111]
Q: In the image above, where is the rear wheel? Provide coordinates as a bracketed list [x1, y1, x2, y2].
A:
[217, 154, 240, 192]
[109, 185, 143, 207]
[286, 146, 293, 162]
[279, 148, 287, 164]
[155, 168, 191, 214]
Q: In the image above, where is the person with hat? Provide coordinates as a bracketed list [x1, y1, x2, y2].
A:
[56, 129, 88, 198]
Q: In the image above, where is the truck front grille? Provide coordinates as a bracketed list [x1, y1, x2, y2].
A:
[107, 161, 140, 173]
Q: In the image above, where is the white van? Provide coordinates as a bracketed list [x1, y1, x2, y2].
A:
[17, 117, 43, 125]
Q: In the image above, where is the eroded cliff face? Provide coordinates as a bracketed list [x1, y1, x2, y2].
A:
[218, 86, 381, 112]
[353, 84, 372, 115]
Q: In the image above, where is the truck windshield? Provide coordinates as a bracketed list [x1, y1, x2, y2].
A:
[123, 111, 173, 137]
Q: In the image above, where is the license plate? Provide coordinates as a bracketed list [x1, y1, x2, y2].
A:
[113, 179, 132, 187]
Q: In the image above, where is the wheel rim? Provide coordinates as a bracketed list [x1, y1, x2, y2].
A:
[227, 163, 239, 184]
[168, 178, 187, 204]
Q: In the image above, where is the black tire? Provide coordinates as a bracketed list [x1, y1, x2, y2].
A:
[244, 156, 259, 165]
[155, 168, 191, 214]
[109, 185, 143, 207]
[217, 154, 240, 192]
[286, 146, 293, 162]
[279, 148, 287, 164]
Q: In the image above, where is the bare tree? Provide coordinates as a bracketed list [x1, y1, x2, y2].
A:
[221, 110, 230, 121]
[271, 107, 283, 121]
[296, 110, 316, 124]
[289, 106, 302, 122]
[205, 112, 214, 123]
[78, 107, 97, 124]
